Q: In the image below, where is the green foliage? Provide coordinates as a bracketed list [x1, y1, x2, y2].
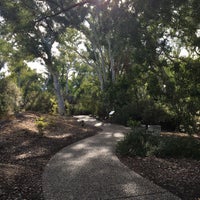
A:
[26, 92, 54, 114]
[0, 0, 199, 133]
[50, 98, 58, 115]
[116, 129, 149, 157]
[141, 102, 170, 125]
[35, 117, 48, 134]
[111, 104, 134, 125]
[65, 100, 75, 115]
[110, 98, 173, 130]
[116, 130, 200, 160]
[71, 73, 102, 116]
[0, 78, 21, 117]
[155, 136, 200, 159]
[127, 119, 141, 129]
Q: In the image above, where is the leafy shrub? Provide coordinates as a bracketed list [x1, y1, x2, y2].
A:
[26, 92, 53, 113]
[65, 101, 72, 115]
[111, 100, 172, 129]
[35, 117, 48, 134]
[116, 129, 148, 157]
[160, 116, 179, 132]
[127, 119, 141, 129]
[112, 102, 141, 125]
[0, 78, 22, 117]
[141, 102, 170, 125]
[116, 129, 200, 160]
[50, 97, 58, 114]
[178, 113, 197, 135]
[155, 136, 200, 159]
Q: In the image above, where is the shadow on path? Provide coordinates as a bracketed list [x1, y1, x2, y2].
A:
[43, 115, 180, 200]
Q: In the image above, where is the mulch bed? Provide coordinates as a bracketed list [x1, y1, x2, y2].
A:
[1, 113, 200, 200]
[0, 112, 101, 200]
[118, 155, 200, 200]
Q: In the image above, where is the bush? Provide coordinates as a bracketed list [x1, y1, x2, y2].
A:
[142, 105, 168, 125]
[155, 136, 200, 159]
[116, 129, 149, 157]
[111, 100, 173, 129]
[112, 103, 140, 125]
[116, 129, 200, 160]
[127, 119, 141, 129]
[35, 117, 48, 134]
[0, 78, 22, 117]
[25, 92, 53, 113]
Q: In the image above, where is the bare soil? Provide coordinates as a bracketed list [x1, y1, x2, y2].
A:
[0, 112, 101, 200]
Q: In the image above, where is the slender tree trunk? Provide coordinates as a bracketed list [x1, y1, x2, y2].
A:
[52, 72, 66, 115]
[46, 62, 66, 115]
[73, 48, 105, 90]
[66, 69, 69, 96]
[17, 70, 21, 87]
[107, 37, 115, 83]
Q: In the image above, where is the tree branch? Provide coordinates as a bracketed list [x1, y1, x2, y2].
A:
[35, 0, 94, 23]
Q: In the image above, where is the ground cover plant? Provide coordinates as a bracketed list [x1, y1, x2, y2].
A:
[116, 128, 200, 199]
[116, 129, 200, 159]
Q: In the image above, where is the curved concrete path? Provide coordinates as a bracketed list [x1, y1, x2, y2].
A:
[43, 115, 180, 200]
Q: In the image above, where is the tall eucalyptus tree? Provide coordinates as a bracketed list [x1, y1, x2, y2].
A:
[0, 0, 93, 115]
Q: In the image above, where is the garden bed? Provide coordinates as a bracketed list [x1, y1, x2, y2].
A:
[117, 131, 200, 200]
[0, 112, 101, 200]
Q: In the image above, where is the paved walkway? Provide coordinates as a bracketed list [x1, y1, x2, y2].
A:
[42, 115, 180, 200]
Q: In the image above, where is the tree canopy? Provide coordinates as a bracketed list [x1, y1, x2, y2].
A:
[0, 0, 199, 133]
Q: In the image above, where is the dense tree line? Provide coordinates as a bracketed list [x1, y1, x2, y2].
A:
[0, 0, 199, 133]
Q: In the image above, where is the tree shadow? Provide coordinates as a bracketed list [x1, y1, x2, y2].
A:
[43, 129, 178, 200]
[0, 119, 100, 200]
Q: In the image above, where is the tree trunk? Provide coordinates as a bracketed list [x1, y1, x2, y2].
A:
[52, 72, 66, 115]
[66, 70, 69, 96]
[107, 37, 115, 83]
[46, 61, 66, 115]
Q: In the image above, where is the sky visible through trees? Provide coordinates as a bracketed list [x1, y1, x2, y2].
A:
[0, 0, 199, 133]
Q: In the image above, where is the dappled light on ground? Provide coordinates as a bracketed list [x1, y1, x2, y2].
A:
[0, 112, 100, 200]
[94, 122, 103, 127]
[43, 116, 180, 200]
[46, 133, 72, 139]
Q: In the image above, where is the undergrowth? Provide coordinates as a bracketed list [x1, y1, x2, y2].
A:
[116, 129, 200, 160]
